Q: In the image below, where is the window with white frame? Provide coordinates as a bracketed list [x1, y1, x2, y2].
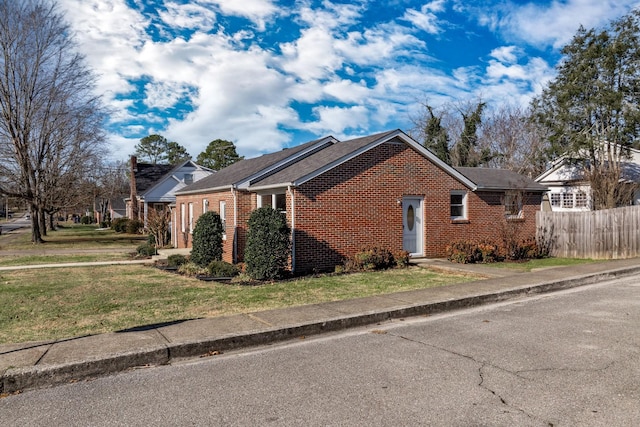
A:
[450, 191, 467, 220]
[575, 191, 588, 208]
[203, 199, 208, 213]
[550, 193, 561, 207]
[184, 173, 194, 184]
[504, 191, 523, 218]
[562, 193, 574, 209]
[180, 203, 186, 233]
[188, 203, 194, 233]
[258, 193, 286, 211]
[219, 200, 226, 239]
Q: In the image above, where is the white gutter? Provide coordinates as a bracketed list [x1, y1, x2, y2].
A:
[288, 185, 295, 274]
[232, 187, 238, 263]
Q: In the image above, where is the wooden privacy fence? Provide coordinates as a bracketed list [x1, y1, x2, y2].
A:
[536, 206, 640, 259]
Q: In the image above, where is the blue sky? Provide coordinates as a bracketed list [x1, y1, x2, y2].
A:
[58, 0, 640, 160]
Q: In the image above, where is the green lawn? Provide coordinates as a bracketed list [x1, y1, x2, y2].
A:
[0, 223, 145, 251]
[0, 264, 480, 344]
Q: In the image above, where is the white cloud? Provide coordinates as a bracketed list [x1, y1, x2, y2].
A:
[401, 0, 447, 34]
[158, 2, 216, 30]
[489, 45, 519, 63]
[199, 0, 278, 31]
[491, 0, 639, 49]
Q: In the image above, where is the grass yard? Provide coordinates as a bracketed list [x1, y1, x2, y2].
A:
[0, 223, 145, 251]
[0, 264, 480, 344]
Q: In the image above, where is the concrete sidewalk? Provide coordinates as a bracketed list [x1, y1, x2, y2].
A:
[1, 258, 639, 394]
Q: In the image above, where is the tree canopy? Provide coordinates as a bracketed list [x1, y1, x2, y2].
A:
[196, 139, 244, 170]
[134, 134, 190, 164]
[531, 10, 640, 209]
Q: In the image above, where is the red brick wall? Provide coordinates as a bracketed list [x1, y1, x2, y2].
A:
[292, 141, 541, 273]
[174, 190, 238, 263]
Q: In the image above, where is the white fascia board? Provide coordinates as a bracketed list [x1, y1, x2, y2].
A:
[292, 130, 477, 190]
[249, 183, 293, 192]
[175, 185, 234, 196]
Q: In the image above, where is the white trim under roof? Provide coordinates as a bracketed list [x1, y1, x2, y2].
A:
[290, 130, 478, 190]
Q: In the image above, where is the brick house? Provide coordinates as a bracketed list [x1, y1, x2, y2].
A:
[174, 130, 547, 274]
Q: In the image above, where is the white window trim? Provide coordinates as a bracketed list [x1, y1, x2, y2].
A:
[219, 200, 227, 240]
[188, 202, 194, 233]
[257, 192, 286, 211]
[180, 203, 186, 233]
[504, 191, 524, 219]
[203, 199, 208, 213]
[450, 190, 467, 220]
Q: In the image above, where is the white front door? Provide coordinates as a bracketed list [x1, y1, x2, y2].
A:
[402, 197, 423, 256]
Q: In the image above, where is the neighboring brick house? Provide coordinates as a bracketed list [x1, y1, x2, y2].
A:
[126, 156, 214, 227]
[174, 130, 547, 274]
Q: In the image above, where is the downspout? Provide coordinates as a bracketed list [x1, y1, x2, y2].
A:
[232, 186, 238, 264]
[288, 185, 295, 274]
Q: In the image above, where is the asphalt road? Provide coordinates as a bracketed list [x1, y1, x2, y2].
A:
[2, 275, 639, 426]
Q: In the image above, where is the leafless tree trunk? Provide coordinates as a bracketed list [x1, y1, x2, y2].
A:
[0, 0, 107, 243]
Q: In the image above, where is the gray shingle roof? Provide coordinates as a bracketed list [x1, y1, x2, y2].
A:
[456, 167, 547, 192]
[134, 163, 175, 194]
[176, 136, 335, 194]
[250, 130, 398, 187]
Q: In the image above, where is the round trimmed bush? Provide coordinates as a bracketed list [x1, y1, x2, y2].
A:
[244, 207, 290, 280]
[190, 211, 224, 267]
[167, 254, 188, 268]
[126, 219, 143, 234]
[207, 260, 239, 277]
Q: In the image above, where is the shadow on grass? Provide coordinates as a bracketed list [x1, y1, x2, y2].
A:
[116, 319, 200, 333]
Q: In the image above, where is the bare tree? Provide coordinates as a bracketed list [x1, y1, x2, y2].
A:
[0, 0, 107, 242]
[482, 105, 549, 177]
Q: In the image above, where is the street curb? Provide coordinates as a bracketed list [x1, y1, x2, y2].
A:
[2, 264, 639, 394]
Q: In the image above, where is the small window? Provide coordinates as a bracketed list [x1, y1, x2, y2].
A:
[450, 191, 467, 220]
[562, 193, 574, 209]
[575, 192, 587, 208]
[260, 194, 272, 207]
[184, 173, 194, 185]
[275, 193, 286, 211]
[550, 193, 561, 207]
[202, 199, 208, 213]
[505, 191, 523, 218]
[219, 201, 226, 239]
[180, 203, 186, 233]
[188, 203, 194, 233]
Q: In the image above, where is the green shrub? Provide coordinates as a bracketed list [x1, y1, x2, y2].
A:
[207, 260, 240, 277]
[178, 262, 208, 277]
[343, 246, 404, 272]
[167, 254, 188, 268]
[446, 240, 503, 263]
[126, 219, 143, 234]
[394, 250, 410, 268]
[80, 215, 93, 224]
[190, 211, 224, 267]
[136, 243, 156, 256]
[112, 218, 129, 233]
[245, 207, 291, 280]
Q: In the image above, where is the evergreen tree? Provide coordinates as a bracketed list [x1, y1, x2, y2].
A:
[422, 105, 450, 164]
[196, 139, 244, 171]
[166, 141, 191, 164]
[453, 102, 491, 167]
[531, 10, 640, 209]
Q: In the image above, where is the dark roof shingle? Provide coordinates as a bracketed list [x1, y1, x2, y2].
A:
[455, 167, 547, 192]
